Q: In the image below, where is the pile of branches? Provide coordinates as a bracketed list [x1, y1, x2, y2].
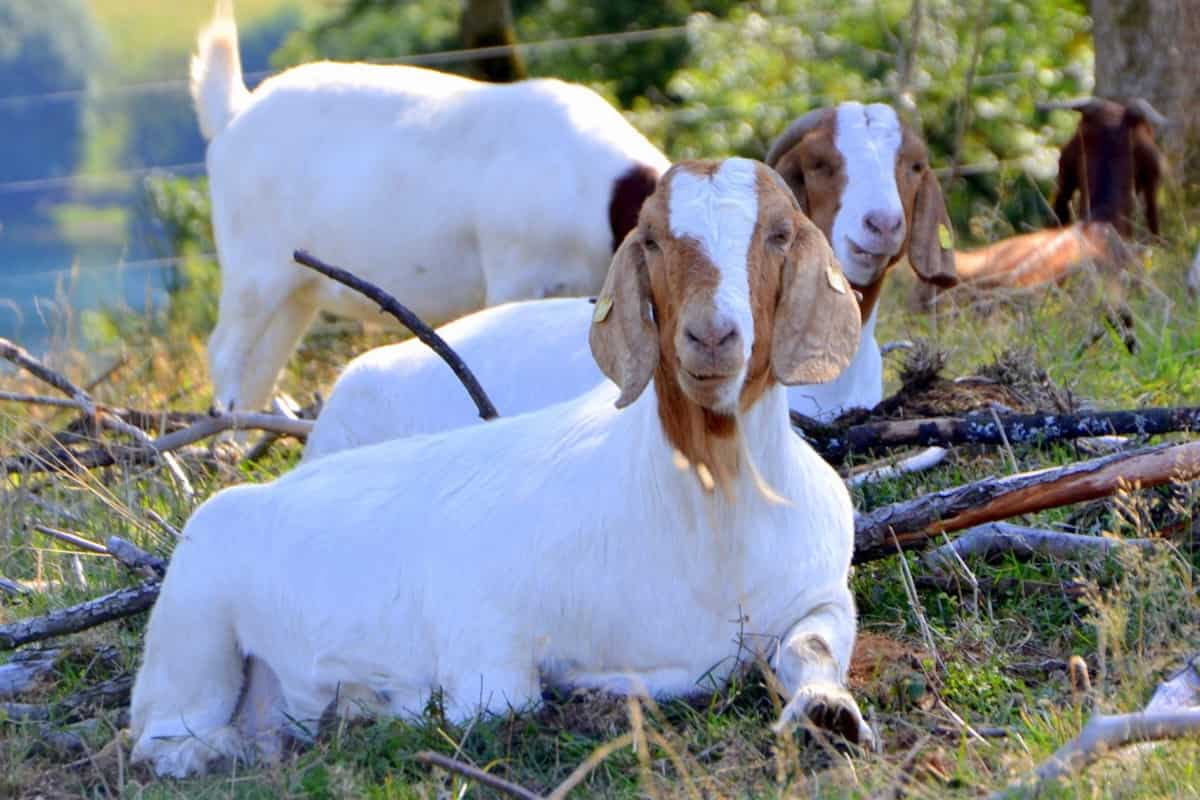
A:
[0, 250, 1197, 785]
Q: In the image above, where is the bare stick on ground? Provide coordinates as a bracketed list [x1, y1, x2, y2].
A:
[416, 751, 543, 800]
[853, 440, 1200, 563]
[294, 249, 500, 421]
[993, 654, 1200, 796]
[2, 411, 314, 476]
[922, 522, 1162, 573]
[794, 405, 1200, 464]
[0, 581, 160, 650]
[0, 338, 94, 416]
[105, 537, 167, 578]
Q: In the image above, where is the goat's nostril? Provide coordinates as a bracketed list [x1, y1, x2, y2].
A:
[864, 210, 904, 237]
[684, 321, 739, 350]
[685, 329, 703, 345]
[718, 328, 738, 347]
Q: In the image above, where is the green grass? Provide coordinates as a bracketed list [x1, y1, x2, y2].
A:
[0, 240, 1199, 797]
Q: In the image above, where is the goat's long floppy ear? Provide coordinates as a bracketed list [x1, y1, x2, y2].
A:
[908, 170, 958, 287]
[589, 232, 658, 408]
[772, 221, 861, 385]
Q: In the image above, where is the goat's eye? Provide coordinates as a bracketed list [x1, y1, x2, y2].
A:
[643, 238, 660, 253]
[768, 230, 791, 248]
[810, 160, 831, 176]
[911, 161, 925, 174]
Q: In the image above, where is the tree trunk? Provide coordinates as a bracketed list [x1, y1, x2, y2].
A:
[1091, 0, 1200, 191]
[460, 0, 526, 83]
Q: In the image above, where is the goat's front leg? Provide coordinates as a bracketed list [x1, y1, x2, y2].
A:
[771, 591, 876, 751]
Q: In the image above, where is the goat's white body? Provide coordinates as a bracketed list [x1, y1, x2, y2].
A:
[304, 300, 881, 459]
[196, 14, 667, 413]
[131, 381, 856, 776]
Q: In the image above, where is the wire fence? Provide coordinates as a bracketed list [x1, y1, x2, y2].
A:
[0, 8, 1070, 285]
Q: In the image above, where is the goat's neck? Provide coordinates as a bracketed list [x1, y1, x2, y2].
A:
[648, 370, 792, 499]
[853, 278, 884, 324]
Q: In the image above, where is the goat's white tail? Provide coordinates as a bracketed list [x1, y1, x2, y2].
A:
[191, 0, 250, 141]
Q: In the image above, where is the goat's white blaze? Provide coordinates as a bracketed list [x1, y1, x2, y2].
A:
[667, 158, 759, 362]
[831, 102, 904, 286]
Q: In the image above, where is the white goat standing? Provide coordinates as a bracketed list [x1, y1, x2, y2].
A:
[130, 158, 873, 778]
[192, 2, 668, 414]
[304, 102, 957, 459]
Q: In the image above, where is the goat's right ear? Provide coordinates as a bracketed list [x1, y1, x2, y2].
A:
[908, 170, 958, 288]
[589, 232, 658, 408]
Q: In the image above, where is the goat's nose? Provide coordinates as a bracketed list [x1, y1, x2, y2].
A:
[684, 317, 740, 352]
[863, 209, 904, 237]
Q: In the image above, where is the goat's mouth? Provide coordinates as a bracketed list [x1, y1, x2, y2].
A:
[845, 238, 893, 261]
[678, 362, 743, 409]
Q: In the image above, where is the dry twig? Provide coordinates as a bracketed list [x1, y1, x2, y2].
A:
[416, 750, 543, 800]
[294, 249, 500, 421]
[853, 440, 1200, 563]
[993, 654, 1200, 796]
[0, 582, 160, 650]
[922, 522, 1161, 573]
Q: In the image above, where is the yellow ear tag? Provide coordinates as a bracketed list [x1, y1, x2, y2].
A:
[826, 263, 847, 294]
[592, 295, 613, 323]
[938, 223, 953, 250]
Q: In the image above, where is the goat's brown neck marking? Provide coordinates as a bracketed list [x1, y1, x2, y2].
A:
[851, 278, 884, 323]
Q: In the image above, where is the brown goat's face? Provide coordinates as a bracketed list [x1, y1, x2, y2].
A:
[768, 103, 955, 311]
[589, 159, 861, 414]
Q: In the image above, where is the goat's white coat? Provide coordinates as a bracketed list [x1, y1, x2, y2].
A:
[194, 8, 668, 413]
[130, 163, 863, 776]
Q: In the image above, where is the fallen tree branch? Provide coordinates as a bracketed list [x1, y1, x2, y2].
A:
[105, 537, 167, 578]
[294, 249, 499, 421]
[922, 522, 1161, 573]
[416, 750, 543, 800]
[0, 338, 93, 416]
[994, 654, 1200, 796]
[853, 441, 1200, 563]
[0, 582, 160, 650]
[0, 674, 132, 725]
[848, 446, 948, 487]
[795, 405, 1200, 464]
[2, 411, 313, 476]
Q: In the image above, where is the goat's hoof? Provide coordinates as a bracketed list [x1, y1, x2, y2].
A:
[131, 725, 243, 778]
[774, 682, 877, 753]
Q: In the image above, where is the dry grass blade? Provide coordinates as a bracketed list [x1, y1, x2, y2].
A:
[547, 732, 635, 800]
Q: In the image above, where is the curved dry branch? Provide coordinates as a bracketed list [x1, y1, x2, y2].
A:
[795, 405, 1200, 465]
[293, 249, 499, 421]
[854, 440, 1200, 563]
[0, 338, 93, 415]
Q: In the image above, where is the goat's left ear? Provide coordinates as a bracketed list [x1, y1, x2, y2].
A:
[772, 221, 861, 385]
[590, 232, 659, 408]
[908, 171, 958, 287]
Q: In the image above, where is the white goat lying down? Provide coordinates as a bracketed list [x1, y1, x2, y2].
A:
[192, 3, 668, 415]
[131, 158, 873, 777]
[304, 102, 957, 459]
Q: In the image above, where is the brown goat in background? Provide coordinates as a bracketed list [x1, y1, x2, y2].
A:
[939, 97, 1167, 292]
[1049, 97, 1165, 237]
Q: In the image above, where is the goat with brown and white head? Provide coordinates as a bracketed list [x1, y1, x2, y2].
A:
[304, 102, 958, 460]
[131, 158, 873, 777]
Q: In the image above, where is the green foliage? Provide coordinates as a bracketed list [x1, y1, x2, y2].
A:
[647, 0, 1093, 241]
[271, 0, 459, 68]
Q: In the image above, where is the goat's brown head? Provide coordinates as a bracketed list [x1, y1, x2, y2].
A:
[765, 102, 957, 320]
[1045, 97, 1166, 238]
[589, 158, 860, 485]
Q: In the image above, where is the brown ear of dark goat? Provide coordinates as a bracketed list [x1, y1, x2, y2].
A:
[1038, 96, 1168, 238]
